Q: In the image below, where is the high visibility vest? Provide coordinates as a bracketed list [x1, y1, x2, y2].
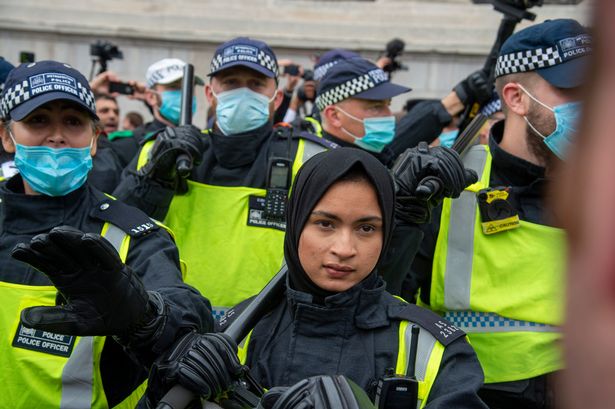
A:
[0, 223, 146, 408]
[428, 144, 566, 383]
[137, 136, 326, 319]
[237, 309, 446, 409]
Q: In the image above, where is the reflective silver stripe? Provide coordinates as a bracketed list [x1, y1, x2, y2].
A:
[402, 323, 437, 409]
[60, 337, 94, 409]
[301, 140, 327, 164]
[444, 311, 560, 334]
[59, 224, 127, 407]
[443, 146, 488, 310]
[104, 223, 126, 254]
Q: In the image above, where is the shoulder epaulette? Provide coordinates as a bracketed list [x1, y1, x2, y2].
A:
[90, 195, 159, 238]
[388, 303, 466, 346]
[296, 131, 339, 150]
[107, 130, 134, 142]
[273, 125, 338, 150]
[215, 295, 256, 332]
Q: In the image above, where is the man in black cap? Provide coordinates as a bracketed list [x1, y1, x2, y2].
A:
[408, 19, 590, 408]
[113, 37, 335, 321]
[316, 57, 493, 167]
[0, 60, 211, 407]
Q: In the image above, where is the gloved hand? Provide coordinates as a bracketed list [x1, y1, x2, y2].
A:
[392, 142, 478, 224]
[146, 332, 244, 407]
[258, 375, 376, 409]
[139, 125, 205, 185]
[11, 226, 160, 341]
[453, 69, 493, 107]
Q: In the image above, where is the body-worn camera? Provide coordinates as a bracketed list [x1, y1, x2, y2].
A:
[477, 186, 520, 235]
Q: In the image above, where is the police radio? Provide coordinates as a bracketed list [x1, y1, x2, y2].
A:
[264, 157, 292, 221]
[375, 325, 420, 409]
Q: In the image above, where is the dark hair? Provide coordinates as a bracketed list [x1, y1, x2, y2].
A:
[124, 111, 144, 128]
[95, 94, 118, 104]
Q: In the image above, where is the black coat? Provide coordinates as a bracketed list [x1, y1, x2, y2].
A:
[244, 277, 487, 409]
[0, 176, 212, 406]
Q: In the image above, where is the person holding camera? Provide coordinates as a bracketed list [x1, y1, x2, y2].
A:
[408, 19, 589, 409]
[113, 37, 335, 322]
[90, 58, 203, 168]
[0, 60, 212, 407]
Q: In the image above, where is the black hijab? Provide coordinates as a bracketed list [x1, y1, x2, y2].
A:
[284, 147, 395, 301]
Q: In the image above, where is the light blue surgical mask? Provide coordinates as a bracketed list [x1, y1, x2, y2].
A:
[213, 88, 274, 136]
[438, 129, 459, 148]
[337, 107, 396, 153]
[519, 84, 582, 160]
[159, 90, 197, 126]
[10, 132, 93, 196]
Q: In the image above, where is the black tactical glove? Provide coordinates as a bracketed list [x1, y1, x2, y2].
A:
[139, 125, 205, 186]
[453, 69, 493, 107]
[392, 142, 478, 224]
[146, 332, 244, 407]
[11, 226, 162, 343]
[258, 375, 376, 409]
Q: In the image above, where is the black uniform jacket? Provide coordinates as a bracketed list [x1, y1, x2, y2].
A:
[243, 276, 488, 409]
[0, 175, 212, 406]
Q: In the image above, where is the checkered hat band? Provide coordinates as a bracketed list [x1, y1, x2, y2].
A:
[315, 74, 376, 111]
[495, 46, 563, 78]
[0, 79, 96, 119]
[210, 50, 278, 77]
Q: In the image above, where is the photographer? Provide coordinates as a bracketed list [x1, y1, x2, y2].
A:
[273, 59, 305, 124]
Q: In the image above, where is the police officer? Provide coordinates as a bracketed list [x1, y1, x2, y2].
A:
[0, 60, 211, 407]
[315, 57, 493, 167]
[408, 19, 590, 408]
[145, 148, 487, 409]
[113, 37, 335, 320]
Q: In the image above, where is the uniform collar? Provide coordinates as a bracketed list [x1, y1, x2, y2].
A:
[0, 175, 90, 234]
[489, 120, 546, 185]
[209, 122, 273, 168]
[286, 274, 390, 330]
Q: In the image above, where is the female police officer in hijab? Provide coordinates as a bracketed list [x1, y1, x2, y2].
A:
[145, 147, 487, 409]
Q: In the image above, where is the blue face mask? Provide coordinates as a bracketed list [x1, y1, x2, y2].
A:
[519, 85, 582, 160]
[337, 107, 396, 153]
[159, 90, 197, 126]
[214, 88, 273, 136]
[10, 133, 93, 196]
[438, 129, 459, 148]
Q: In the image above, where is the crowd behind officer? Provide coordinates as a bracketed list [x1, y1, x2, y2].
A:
[112, 37, 335, 320]
[408, 18, 589, 409]
[0, 60, 211, 407]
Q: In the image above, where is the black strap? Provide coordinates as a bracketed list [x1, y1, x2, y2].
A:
[89, 194, 159, 238]
[388, 303, 466, 346]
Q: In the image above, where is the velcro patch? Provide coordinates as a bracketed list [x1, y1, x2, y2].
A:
[12, 322, 76, 358]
